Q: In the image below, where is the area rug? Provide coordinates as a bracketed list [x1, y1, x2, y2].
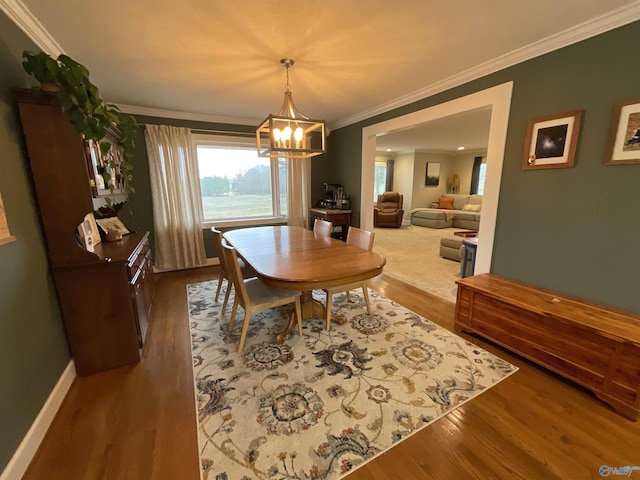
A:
[373, 225, 461, 303]
[188, 280, 517, 480]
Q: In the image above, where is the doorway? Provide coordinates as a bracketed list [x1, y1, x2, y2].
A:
[360, 82, 513, 274]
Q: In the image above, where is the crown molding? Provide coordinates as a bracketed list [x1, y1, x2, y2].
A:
[333, 2, 640, 130]
[0, 0, 63, 55]
[4, 0, 640, 131]
[116, 103, 260, 126]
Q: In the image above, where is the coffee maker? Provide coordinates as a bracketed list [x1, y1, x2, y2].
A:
[320, 183, 350, 210]
[320, 183, 340, 208]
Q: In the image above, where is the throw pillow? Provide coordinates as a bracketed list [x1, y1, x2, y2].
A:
[438, 196, 455, 209]
[462, 204, 482, 212]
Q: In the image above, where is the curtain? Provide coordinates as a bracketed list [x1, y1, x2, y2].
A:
[145, 124, 206, 270]
[286, 157, 311, 228]
[385, 159, 395, 192]
[470, 156, 483, 194]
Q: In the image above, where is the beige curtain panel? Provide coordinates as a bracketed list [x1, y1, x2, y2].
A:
[286, 157, 311, 228]
[145, 124, 206, 270]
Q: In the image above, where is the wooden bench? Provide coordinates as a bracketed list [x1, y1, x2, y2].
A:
[455, 273, 640, 420]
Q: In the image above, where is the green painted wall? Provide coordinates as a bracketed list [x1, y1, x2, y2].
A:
[0, 13, 71, 471]
[329, 21, 640, 314]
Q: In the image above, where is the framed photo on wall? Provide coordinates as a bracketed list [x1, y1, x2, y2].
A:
[604, 99, 640, 165]
[522, 110, 583, 170]
[425, 162, 440, 186]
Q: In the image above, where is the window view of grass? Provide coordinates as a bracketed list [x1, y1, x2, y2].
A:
[196, 143, 288, 221]
[202, 194, 273, 219]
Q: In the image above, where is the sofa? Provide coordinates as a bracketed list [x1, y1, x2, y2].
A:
[410, 194, 482, 230]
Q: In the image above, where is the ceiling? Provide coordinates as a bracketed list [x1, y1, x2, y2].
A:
[375, 107, 492, 154]
[7, 0, 640, 152]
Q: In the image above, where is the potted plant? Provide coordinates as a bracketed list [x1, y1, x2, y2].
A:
[22, 50, 138, 207]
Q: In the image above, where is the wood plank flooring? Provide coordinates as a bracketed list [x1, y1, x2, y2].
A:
[22, 267, 640, 480]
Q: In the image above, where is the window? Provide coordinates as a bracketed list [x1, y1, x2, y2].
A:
[477, 163, 487, 195]
[373, 159, 394, 201]
[374, 161, 387, 201]
[193, 134, 287, 225]
[471, 156, 487, 195]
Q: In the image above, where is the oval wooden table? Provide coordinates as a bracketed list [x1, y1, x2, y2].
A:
[224, 225, 386, 342]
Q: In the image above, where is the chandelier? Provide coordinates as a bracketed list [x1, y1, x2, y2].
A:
[256, 58, 326, 159]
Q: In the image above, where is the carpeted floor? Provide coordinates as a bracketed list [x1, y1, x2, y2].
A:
[372, 225, 462, 303]
[189, 280, 517, 480]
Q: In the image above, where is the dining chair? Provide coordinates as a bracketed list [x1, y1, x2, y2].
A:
[221, 242, 303, 353]
[211, 227, 257, 312]
[323, 227, 375, 330]
[313, 218, 333, 237]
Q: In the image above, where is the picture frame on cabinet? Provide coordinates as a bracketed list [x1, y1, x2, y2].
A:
[95, 216, 130, 236]
[604, 99, 640, 165]
[522, 110, 583, 170]
[77, 212, 101, 248]
[85, 136, 126, 197]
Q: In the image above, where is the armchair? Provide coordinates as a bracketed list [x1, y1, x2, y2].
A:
[374, 191, 404, 228]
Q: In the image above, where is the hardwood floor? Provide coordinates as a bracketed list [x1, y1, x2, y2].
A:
[22, 267, 640, 480]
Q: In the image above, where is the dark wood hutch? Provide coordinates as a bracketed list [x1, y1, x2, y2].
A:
[13, 88, 154, 376]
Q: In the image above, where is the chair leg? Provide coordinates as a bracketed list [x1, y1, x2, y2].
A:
[362, 283, 371, 315]
[325, 291, 333, 331]
[295, 297, 303, 336]
[229, 298, 239, 332]
[346, 290, 352, 302]
[237, 309, 252, 353]
[222, 281, 232, 312]
[215, 272, 224, 301]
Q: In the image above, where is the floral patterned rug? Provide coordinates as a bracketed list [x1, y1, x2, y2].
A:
[188, 280, 517, 480]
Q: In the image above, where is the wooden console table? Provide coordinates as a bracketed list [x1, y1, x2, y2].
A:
[309, 208, 351, 241]
[455, 273, 640, 420]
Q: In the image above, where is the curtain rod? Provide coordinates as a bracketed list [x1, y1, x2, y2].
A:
[136, 124, 255, 137]
[191, 129, 255, 137]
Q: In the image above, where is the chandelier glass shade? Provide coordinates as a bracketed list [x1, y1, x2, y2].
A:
[256, 59, 326, 159]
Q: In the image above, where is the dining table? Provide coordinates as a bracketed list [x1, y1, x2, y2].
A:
[223, 225, 386, 343]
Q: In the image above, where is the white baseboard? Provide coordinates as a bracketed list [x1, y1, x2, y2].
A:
[0, 360, 76, 480]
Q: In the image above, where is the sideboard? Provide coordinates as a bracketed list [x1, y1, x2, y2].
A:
[13, 88, 154, 375]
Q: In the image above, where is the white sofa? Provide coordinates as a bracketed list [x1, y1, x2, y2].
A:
[410, 194, 483, 230]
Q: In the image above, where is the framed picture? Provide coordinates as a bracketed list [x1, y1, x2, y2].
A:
[95, 216, 130, 236]
[425, 162, 440, 186]
[84, 135, 127, 197]
[77, 212, 100, 250]
[522, 110, 583, 170]
[604, 99, 640, 165]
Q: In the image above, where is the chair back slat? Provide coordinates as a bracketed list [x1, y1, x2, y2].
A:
[346, 226, 374, 251]
[211, 227, 229, 276]
[221, 242, 249, 308]
[313, 218, 333, 237]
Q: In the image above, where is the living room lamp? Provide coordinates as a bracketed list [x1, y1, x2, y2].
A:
[256, 58, 326, 159]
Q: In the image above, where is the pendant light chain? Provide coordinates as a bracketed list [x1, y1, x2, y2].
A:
[283, 59, 292, 93]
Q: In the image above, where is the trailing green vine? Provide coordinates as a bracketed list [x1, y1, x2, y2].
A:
[22, 50, 138, 207]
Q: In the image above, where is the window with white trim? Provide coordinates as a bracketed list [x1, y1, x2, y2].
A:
[193, 134, 287, 225]
[477, 163, 487, 195]
[373, 161, 388, 201]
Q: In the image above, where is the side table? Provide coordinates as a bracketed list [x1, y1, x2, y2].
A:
[460, 236, 478, 278]
[308, 208, 351, 241]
